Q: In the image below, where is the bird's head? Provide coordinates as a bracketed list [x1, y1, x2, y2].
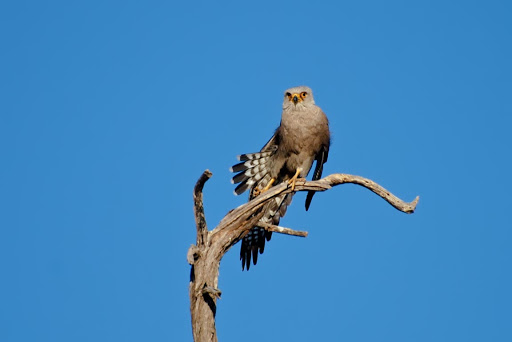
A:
[282, 86, 315, 110]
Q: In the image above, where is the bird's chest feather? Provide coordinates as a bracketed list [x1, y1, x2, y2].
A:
[272, 109, 326, 178]
[280, 110, 325, 153]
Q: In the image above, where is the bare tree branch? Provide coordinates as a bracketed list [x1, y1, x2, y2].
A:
[189, 171, 419, 342]
[293, 173, 419, 213]
[193, 169, 212, 248]
[258, 222, 308, 237]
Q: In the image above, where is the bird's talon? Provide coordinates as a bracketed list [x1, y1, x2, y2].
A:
[253, 178, 275, 197]
[288, 168, 302, 192]
[260, 178, 275, 194]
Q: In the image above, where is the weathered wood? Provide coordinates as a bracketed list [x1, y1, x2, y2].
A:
[258, 222, 308, 237]
[193, 170, 211, 248]
[188, 171, 419, 341]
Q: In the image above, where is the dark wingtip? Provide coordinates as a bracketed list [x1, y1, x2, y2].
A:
[305, 190, 315, 211]
[230, 162, 248, 173]
[238, 154, 250, 161]
[234, 181, 250, 195]
[232, 172, 248, 185]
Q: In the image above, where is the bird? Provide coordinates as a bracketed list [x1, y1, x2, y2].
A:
[230, 85, 331, 270]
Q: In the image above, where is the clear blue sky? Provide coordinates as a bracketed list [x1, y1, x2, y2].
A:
[1, 1, 511, 341]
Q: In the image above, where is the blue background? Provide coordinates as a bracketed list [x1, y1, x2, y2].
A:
[2, 1, 511, 341]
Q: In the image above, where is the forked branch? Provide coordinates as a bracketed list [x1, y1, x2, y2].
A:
[188, 170, 419, 342]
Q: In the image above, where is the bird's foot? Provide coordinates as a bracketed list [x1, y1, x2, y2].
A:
[253, 178, 275, 196]
[260, 178, 275, 193]
[287, 168, 303, 192]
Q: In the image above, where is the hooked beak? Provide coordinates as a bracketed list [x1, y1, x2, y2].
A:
[292, 94, 299, 104]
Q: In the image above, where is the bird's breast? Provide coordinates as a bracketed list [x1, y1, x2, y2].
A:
[280, 110, 328, 151]
[273, 107, 329, 179]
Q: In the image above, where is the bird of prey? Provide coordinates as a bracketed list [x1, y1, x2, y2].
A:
[230, 86, 331, 270]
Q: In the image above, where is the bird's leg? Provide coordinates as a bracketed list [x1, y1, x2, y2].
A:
[287, 167, 303, 192]
[260, 178, 275, 194]
[253, 178, 275, 197]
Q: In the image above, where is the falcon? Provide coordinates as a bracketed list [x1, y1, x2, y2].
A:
[230, 86, 331, 270]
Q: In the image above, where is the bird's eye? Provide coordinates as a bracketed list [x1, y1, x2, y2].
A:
[285, 92, 292, 97]
[300, 92, 308, 99]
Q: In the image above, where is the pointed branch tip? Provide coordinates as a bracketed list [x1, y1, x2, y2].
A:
[259, 222, 308, 237]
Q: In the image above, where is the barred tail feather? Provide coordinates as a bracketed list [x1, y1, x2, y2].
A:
[240, 193, 294, 270]
[232, 145, 281, 270]
[240, 226, 267, 271]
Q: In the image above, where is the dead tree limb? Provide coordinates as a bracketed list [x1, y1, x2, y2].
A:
[188, 170, 419, 342]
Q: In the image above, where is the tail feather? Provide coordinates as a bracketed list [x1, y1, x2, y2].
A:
[240, 193, 294, 270]
[240, 226, 267, 271]
[232, 145, 284, 270]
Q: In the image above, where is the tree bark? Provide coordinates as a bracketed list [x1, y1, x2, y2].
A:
[188, 170, 419, 342]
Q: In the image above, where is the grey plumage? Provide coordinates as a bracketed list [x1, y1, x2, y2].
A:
[231, 86, 331, 270]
